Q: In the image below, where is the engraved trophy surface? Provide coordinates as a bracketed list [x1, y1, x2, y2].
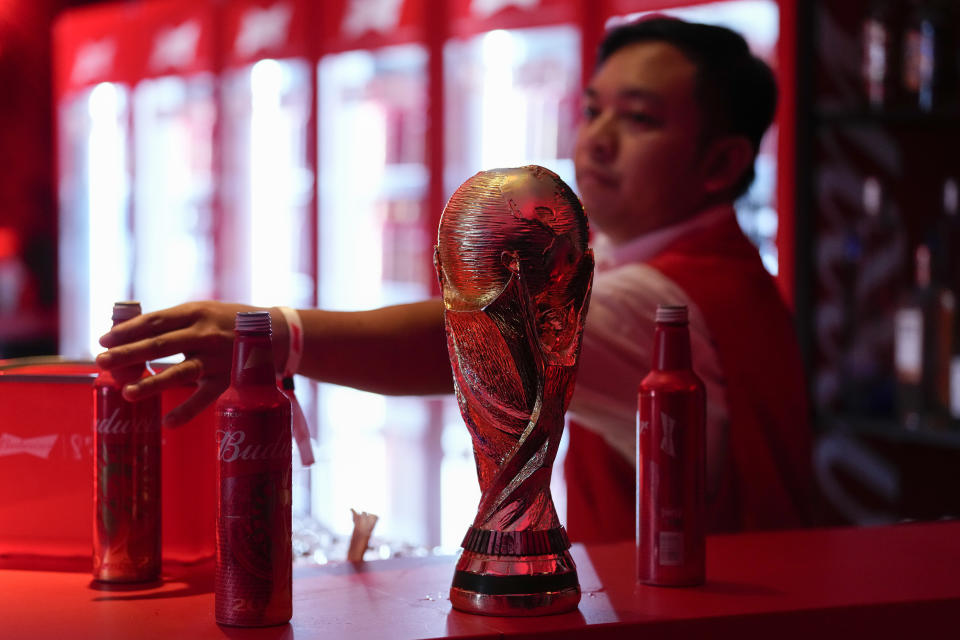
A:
[435, 165, 594, 616]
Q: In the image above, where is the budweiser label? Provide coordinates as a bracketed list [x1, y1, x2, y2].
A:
[894, 308, 924, 384]
[97, 408, 162, 435]
[217, 428, 290, 464]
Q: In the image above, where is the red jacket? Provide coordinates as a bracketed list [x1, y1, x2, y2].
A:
[566, 213, 813, 541]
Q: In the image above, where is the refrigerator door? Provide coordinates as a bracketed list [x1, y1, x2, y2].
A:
[132, 73, 217, 311]
[220, 58, 314, 308]
[56, 0, 220, 358]
[220, 3, 318, 517]
[58, 82, 133, 360]
[444, 25, 581, 196]
[54, 6, 137, 359]
[319, 45, 431, 310]
[316, 42, 440, 549]
[130, 2, 219, 314]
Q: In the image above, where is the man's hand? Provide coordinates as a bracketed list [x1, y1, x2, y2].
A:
[97, 298, 452, 426]
[96, 301, 262, 427]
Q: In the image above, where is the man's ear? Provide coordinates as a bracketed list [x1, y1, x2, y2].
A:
[700, 135, 754, 198]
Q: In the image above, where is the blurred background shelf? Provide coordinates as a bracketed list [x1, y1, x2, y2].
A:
[814, 108, 960, 128]
[821, 413, 960, 449]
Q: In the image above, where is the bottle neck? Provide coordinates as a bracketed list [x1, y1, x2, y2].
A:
[231, 332, 276, 387]
[652, 322, 692, 371]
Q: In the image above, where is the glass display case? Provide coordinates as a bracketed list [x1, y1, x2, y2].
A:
[312, 0, 445, 550]
[55, 0, 219, 359]
[55, 5, 134, 359]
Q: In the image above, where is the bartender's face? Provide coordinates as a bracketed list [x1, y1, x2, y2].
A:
[574, 41, 709, 244]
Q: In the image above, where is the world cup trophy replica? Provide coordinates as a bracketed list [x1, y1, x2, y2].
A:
[435, 165, 594, 616]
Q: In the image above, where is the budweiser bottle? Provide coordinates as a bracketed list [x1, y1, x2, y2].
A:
[901, 0, 953, 112]
[935, 178, 960, 423]
[894, 245, 955, 429]
[637, 304, 706, 586]
[932, 178, 960, 306]
[848, 176, 904, 416]
[215, 311, 292, 627]
[93, 301, 162, 583]
[862, 0, 898, 109]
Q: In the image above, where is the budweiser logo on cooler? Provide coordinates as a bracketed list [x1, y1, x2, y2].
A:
[0, 433, 59, 459]
[471, 0, 539, 19]
[341, 0, 404, 38]
[149, 20, 201, 72]
[217, 430, 288, 463]
[235, 3, 293, 58]
[70, 39, 117, 86]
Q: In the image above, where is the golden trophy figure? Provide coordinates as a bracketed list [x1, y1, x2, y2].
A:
[435, 165, 593, 616]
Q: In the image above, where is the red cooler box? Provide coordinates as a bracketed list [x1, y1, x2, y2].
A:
[0, 358, 216, 566]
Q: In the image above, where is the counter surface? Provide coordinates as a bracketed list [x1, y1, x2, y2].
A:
[2, 521, 958, 639]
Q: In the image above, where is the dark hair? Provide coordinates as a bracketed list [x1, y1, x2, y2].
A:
[597, 17, 778, 198]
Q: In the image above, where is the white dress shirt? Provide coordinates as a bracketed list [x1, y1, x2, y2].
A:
[568, 206, 733, 497]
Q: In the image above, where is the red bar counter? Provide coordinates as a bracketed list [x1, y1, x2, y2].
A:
[2, 522, 957, 639]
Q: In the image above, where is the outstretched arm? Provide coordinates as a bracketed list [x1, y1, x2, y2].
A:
[297, 300, 452, 395]
[96, 299, 452, 426]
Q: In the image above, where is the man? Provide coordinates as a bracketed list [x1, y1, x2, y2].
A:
[563, 18, 812, 540]
[97, 18, 812, 539]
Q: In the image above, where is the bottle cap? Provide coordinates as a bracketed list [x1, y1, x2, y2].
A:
[655, 304, 688, 324]
[235, 311, 272, 334]
[112, 301, 142, 323]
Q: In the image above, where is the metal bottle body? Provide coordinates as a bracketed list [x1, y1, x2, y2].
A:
[93, 363, 162, 583]
[637, 318, 706, 586]
[215, 323, 292, 627]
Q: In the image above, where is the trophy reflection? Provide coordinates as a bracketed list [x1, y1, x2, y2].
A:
[435, 166, 593, 616]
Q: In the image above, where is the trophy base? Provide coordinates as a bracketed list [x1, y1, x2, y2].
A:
[449, 548, 581, 616]
[450, 584, 581, 616]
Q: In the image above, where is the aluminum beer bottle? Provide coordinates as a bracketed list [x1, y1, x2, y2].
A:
[637, 304, 706, 586]
[215, 311, 292, 627]
[93, 301, 162, 583]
